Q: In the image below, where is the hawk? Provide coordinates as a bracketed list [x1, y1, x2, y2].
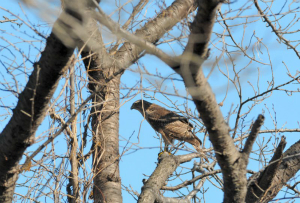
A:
[131, 100, 203, 152]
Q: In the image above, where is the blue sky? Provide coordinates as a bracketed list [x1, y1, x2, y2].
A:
[1, 0, 300, 202]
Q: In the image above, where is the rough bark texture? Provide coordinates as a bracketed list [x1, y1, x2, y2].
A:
[82, 44, 122, 203]
[81, 9, 123, 201]
[92, 0, 267, 202]
[174, 0, 264, 202]
[82, 1, 198, 202]
[138, 154, 179, 203]
[178, 0, 247, 202]
[1, 0, 300, 202]
[90, 75, 122, 203]
[138, 153, 201, 203]
[112, 0, 198, 71]
[0, 21, 74, 202]
[246, 137, 299, 203]
[81, 0, 300, 202]
[268, 140, 300, 199]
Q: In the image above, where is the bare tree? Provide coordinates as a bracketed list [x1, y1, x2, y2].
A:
[0, 0, 300, 203]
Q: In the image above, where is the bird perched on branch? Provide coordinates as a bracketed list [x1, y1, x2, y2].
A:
[131, 100, 203, 153]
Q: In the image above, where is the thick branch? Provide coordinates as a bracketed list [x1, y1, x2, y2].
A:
[138, 154, 179, 203]
[138, 152, 200, 203]
[0, 16, 74, 202]
[242, 115, 265, 156]
[92, 7, 205, 73]
[174, 0, 256, 202]
[80, 4, 122, 203]
[177, 153, 203, 163]
[246, 136, 288, 203]
[81, 1, 199, 202]
[21, 93, 94, 172]
[112, 0, 198, 71]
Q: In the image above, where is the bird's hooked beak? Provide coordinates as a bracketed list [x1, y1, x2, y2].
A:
[130, 103, 135, 110]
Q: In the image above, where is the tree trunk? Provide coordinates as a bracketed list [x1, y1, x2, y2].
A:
[80, 1, 198, 201]
[90, 74, 122, 203]
[0, 25, 74, 202]
[81, 16, 122, 200]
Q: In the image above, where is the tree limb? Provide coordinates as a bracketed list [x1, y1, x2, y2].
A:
[0, 15, 75, 202]
[110, 0, 198, 71]
[162, 170, 221, 191]
[242, 115, 265, 156]
[82, 1, 199, 202]
[137, 152, 201, 203]
[171, 0, 263, 202]
[246, 136, 290, 203]
[156, 178, 206, 203]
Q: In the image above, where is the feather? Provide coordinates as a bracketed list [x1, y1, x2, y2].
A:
[131, 100, 204, 153]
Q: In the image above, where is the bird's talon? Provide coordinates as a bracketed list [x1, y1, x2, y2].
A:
[158, 151, 171, 157]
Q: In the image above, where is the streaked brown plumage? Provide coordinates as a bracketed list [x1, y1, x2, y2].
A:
[131, 100, 202, 152]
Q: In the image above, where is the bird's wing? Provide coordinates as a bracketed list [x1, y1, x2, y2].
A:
[163, 121, 202, 145]
[142, 103, 202, 147]
[146, 104, 193, 127]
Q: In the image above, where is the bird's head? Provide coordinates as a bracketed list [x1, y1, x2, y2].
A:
[131, 100, 151, 111]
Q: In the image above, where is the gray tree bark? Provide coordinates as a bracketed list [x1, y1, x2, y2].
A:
[1, 0, 300, 202]
[246, 137, 300, 203]
[81, 0, 198, 202]
[0, 18, 74, 202]
[84, 0, 300, 202]
[138, 153, 201, 203]
[169, 0, 267, 202]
